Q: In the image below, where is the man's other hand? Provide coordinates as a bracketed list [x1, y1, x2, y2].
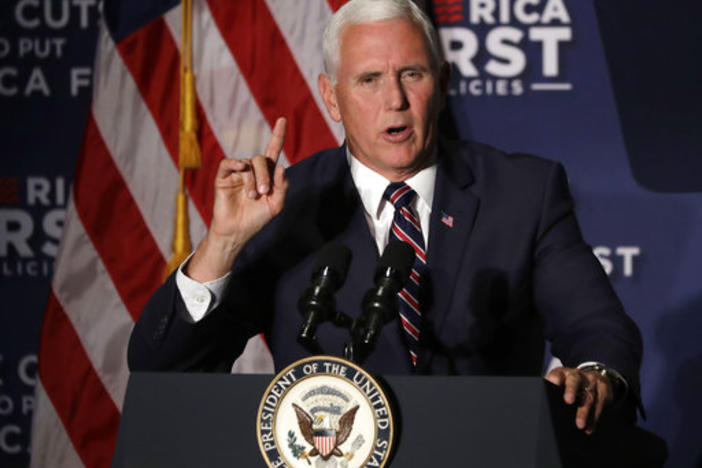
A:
[546, 366, 614, 435]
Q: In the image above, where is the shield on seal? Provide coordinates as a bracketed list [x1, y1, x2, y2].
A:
[313, 429, 336, 457]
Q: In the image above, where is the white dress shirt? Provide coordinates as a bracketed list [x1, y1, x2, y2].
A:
[346, 149, 436, 255]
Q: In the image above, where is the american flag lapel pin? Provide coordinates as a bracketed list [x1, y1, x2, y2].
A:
[441, 211, 454, 228]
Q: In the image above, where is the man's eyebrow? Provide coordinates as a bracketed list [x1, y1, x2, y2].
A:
[355, 71, 383, 80]
[399, 64, 430, 73]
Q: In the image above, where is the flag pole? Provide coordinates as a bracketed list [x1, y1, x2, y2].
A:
[165, 0, 201, 279]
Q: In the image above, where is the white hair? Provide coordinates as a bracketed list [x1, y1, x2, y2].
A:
[322, 0, 441, 82]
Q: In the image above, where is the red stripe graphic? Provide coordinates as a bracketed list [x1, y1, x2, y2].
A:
[435, 5, 463, 14]
[0, 177, 20, 204]
[410, 269, 420, 284]
[207, 0, 338, 164]
[39, 292, 121, 468]
[116, 17, 222, 225]
[73, 113, 165, 320]
[435, 14, 465, 23]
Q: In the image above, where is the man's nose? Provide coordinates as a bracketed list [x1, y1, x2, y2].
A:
[384, 77, 409, 111]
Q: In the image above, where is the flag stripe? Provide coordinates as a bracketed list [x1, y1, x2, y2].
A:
[91, 25, 205, 258]
[231, 333, 274, 373]
[115, 16, 221, 225]
[39, 292, 121, 468]
[326, 0, 347, 12]
[30, 380, 84, 468]
[114, 18, 179, 168]
[73, 112, 165, 320]
[33, 2, 343, 465]
[52, 196, 134, 408]
[264, 0, 344, 145]
[206, 0, 338, 163]
[162, 3, 292, 167]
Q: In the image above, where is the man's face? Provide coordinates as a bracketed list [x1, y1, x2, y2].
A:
[319, 19, 447, 181]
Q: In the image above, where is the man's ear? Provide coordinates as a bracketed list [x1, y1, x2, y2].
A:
[318, 73, 342, 122]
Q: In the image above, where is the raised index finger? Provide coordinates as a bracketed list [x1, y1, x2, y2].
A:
[264, 117, 287, 162]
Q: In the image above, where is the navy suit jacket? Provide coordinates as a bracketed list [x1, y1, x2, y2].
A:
[129, 139, 642, 400]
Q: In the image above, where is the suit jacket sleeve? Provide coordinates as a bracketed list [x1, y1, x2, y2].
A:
[126, 145, 348, 373]
[127, 247, 268, 372]
[531, 162, 643, 404]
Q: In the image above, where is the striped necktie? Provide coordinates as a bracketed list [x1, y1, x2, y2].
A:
[383, 182, 427, 366]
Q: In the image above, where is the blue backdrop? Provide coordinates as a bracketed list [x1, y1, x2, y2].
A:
[1, 1, 699, 466]
[1, 1, 98, 465]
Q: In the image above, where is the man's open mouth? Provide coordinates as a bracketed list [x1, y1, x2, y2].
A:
[386, 126, 408, 135]
[383, 126, 412, 142]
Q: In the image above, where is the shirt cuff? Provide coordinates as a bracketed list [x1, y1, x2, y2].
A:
[175, 253, 231, 322]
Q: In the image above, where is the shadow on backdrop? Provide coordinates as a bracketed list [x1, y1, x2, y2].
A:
[595, 0, 702, 193]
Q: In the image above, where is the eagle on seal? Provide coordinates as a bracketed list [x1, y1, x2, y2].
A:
[292, 403, 359, 460]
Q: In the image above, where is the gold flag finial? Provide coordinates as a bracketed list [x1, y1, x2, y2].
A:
[164, 0, 200, 280]
[179, 0, 201, 169]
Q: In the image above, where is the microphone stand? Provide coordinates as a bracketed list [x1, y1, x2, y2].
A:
[344, 241, 414, 365]
[296, 243, 355, 355]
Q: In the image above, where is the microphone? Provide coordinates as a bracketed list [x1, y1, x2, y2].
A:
[356, 241, 415, 353]
[297, 243, 352, 350]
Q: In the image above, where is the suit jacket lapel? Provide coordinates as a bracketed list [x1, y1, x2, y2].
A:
[334, 159, 379, 306]
[419, 141, 479, 370]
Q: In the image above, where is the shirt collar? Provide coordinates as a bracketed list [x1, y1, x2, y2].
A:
[346, 146, 436, 219]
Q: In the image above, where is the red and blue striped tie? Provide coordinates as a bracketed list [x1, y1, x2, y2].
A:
[383, 182, 427, 366]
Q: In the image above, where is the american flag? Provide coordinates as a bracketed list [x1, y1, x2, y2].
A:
[441, 211, 453, 228]
[314, 431, 337, 457]
[29, 1, 346, 466]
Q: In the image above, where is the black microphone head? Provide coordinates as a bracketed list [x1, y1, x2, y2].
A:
[358, 241, 416, 351]
[313, 242, 352, 287]
[377, 241, 414, 283]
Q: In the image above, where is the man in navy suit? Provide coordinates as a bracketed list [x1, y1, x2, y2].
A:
[128, 0, 642, 434]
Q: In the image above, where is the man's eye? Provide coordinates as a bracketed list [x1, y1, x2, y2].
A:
[360, 75, 377, 84]
[402, 70, 423, 81]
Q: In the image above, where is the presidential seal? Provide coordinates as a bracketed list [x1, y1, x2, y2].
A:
[257, 356, 394, 468]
